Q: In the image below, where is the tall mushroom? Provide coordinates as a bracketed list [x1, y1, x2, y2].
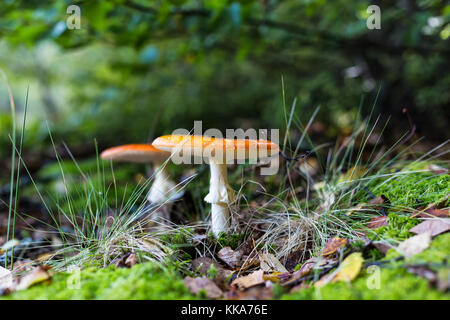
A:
[100, 144, 177, 224]
[152, 135, 280, 236]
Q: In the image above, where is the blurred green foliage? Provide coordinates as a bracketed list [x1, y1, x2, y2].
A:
[0, 0, 449, 158]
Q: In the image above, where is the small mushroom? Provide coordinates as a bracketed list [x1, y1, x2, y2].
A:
[100, 144, 177, 223]
[152, 135, 280, 236]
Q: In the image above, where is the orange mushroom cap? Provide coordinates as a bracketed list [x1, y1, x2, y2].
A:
[100, 144, 170, 163]
[152, 135, 280, 162]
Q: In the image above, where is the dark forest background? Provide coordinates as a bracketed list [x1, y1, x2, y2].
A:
[0, 0, 449, 164]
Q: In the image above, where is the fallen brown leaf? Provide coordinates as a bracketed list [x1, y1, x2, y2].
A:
[367, 216, 388, 229]
[407, 265, 437, 282]
[36, 252, 56, 263]
[192, 257, 222, 274]
[282, 248, 305, 271]
[411, 208, 450, 219]
[428, 164, 449, 175]
[125, 253, 137, 267]
[224, 286, 273, 300]
[372, 241, 394, 255]
[191, 257, 233, 288]
[322, 237, 348, 256]
[231, 270, 265, 290]
[263, 271, 290, 283]
[259, 253, 288, 273]
[16, 265, 52, 291]
[346, 195, 390, 216]
[346, 203, 365, 216]
[369, 195, 390, 207]
[409, 219, 450, 237]
[0, 266, 12, 290]
[397, 232, 431, 258]
[217, 247, 244, 269]
[184, 276, 223, 299]
[283, 257, 333, 286]
[292, 258, 317, 278]
[314, 272, 335, 287]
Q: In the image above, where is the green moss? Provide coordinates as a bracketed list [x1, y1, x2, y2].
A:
[2, 262, 197, 300]
[374, 213, 420, 241]
[282, 267, 448, 300]
[282, 233, 450, 300]
[369, 165, 450, 207]
[160, 228, 194, 253]
[213, 232, 246, 250]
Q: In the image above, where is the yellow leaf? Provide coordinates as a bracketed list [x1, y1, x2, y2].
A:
[332, 252, 364, 283]
[322, 237, 348, 256]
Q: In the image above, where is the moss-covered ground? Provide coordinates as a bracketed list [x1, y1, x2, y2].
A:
[3, 159, 449, 300]
[282, 233, 450, 300]
[3, 262, 197, 300]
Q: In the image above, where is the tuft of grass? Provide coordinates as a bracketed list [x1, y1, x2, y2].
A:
[247, 94, 449, 268]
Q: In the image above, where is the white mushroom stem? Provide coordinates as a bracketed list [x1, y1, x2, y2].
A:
[147, 162, 176, 204]
[204, 161, 235, 236]
[147, 162, 176, 226]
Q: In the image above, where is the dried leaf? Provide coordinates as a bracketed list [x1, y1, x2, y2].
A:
[397, 232, 431, 258]
[184, 276, 223, 299]
[283, 249, 305, 271]
[224, 286, 273, 300]
[259, 253, 288, 273]
[346, 203, 365, 216]
[231, 270, 265, 290]
[191, 257, 233, 287]
[411, 208, 450, 219]
[125, 253, 137, 267]
[368, 194, 389, 206]
[411, 196, 450, 218]
[263, 271, 290, 283]
[428, 164, 448, 175]
[36, 252, 56, 263]
[322, 237, 348, 256]
[192, 257, 222, 274]
[314, 273, 335, 287]
[332, 252, 364, 283]
[283, 258, 322, 286]
[407, 265, 437, 282]
[367, 216, 388, 229]
[316, 253, 363, 287]
[16, 266, 52, 291]
[217, 247, 244, 269]
[409, 219, 450, 237]
[293, 258, 317, 278]
[0, 266, 12, 290]
[1, 239, 20, 251]
[372, 241, 394, 255]
[346, 195, 389, 216]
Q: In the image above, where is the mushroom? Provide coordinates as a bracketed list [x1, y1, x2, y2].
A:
[100, 144, 177, 223]
[152, 135, 280, 236]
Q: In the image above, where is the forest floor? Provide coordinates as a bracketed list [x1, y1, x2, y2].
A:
[0, 133, 449, 300]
